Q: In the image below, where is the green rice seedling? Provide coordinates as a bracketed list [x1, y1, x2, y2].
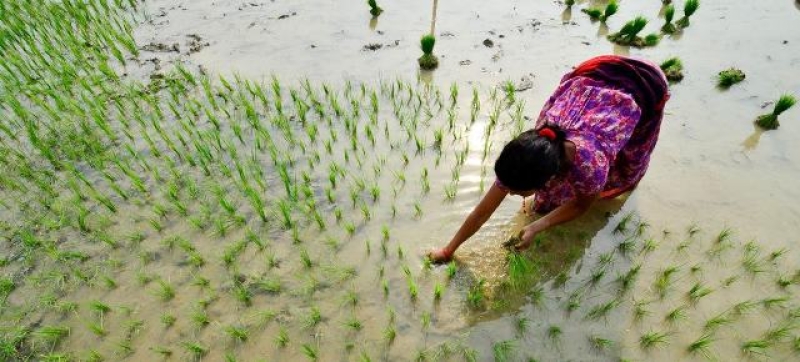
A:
[87, 321, 107, 337]
[492, 340, 516, 362]
[676, 0, 699, 29]
[515, 315, 530, 336]
[586, 0, 617, 22]
[154, 279, 175, 301]
[192, 309, 210, 328]
[418, 34, 439, 70]
[383, 324, 396, 343]
[590, 335, 614, 351]
[301, 343, 319, 361]
[433, 282, 444, 300]
[768, 247, 788, 262]
[232, 284, 253, 306]
[687, 333, 714, 358]
[407, 276, 418, 301]
[548, 325, 562, 342]
[182, 341, 208, 359]
[614, 212, 634, 234]
[665, 305, 687, 324]
[565, 0, 575, 7]
[345, 316, 363, 331]
[661, 4, 677, 33]
[161, 313, 177, 328]
[467, 279, 485, 308]
[633, 299, 652, 321]
[660, 57, 684, 82]
[655, 266, 679, 299]
[732, 299, 759, 316]
[447, 261, 458, 279]
[755, 94, 796, 130]
[703, 311, 733, 332]
[688, 282, 713, 303]
[717, 68, 745, 88]
[413, 202, 423, 218]
[640, 331, 669, 349]
[741, 339, 770, 356]
[587, 266, 606, 287]
[607, 16, 654, 47]
[585, 300, 619, 321]
[225, 325, 249, 343]
[762, 296, 790, 310]
[581, 8, 604, 21]
[35, 325, 70, 348]
[764, 321, 795, 344]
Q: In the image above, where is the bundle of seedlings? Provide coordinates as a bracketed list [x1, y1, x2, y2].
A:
[755, 94, 796, 130]
[660, 57, 684, 82]
[661, 4, 677, 34]
[565, 0, 575, 8]
[676, 0, 699, 29]
[368, 0, 383, 16]
[418, 34, 439, 70]
[717, 68, 745, 89]
[581, 0, 618, 22]
[607, 16, 660, 47]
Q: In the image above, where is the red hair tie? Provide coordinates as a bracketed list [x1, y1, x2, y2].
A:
[538, 127, 556, 141]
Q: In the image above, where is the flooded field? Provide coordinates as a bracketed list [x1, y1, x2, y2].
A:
[1, 0, 800, 361]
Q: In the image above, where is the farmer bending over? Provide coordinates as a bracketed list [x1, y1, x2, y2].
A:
[429, 55, 670, 263]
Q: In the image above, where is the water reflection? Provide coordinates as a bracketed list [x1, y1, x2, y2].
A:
[561, 7, 572, 23]
[596, 22, 609, 37]
[369, 16, 379, 31]
[452, 195, 627, 324]
[741, 125, 764, 151]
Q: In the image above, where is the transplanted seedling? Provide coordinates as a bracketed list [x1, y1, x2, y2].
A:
[492, 340, 516, 362]
[687, 333, 715, 359]
[755, 94, 796, 130]
[607, 16, 659, 47]
[640, 330, 669, 349]
[717, 68, 745, 88]
[418, 34, 439, 70]
[660, 57, 684, 83]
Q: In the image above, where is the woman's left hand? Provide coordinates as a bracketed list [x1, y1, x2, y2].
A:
[514, 223, 540, 251]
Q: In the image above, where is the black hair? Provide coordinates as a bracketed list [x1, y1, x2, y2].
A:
[494, 125, 567, 191]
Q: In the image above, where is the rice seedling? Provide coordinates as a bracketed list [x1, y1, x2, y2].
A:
[418, 34, 439, 70]
[688, 282, 713, 303]
[275, 326, 290, 347]
[687, 333, 715, 358]
[731, 299, 759, 316]
[565, 0, 575, 7]
[585, 299, 619, 321]
[35, 325, 70, 348]
[676, 0, 699, 29]
[154, 279, 175, 301]
[161, 313, 177, 328]
[655, 265, 679, 299]
[717, 68, 746, 89]
[232, 284, 253, 306]
[224, 325, 249, 343]
[763, 321, 795, 344]
[582, 0, 617, 22]
[614, 212, 634, 234]
[492, 340, 516, 362]
[665, 305, 688, 324]
[590, 335, 614, 351]
[467, 279, 485, 308]
[182, 341, 208, 359]
[383, 323, 396, 343]
[741, 339, 770, 356]
[633, 299, 652, 321]
[301, 343, 319, 361]
[660, 57, 684, 83]
[762, 296, 790, 310]
[607, 16, 658, 48]
[755, 94, 797, 130]
[640, 331, 669, 349]
[661, 4, 677, 33]
[87, 321, 107, 337]
[547, 325, 562, 342]
[446, 261, 458, 279]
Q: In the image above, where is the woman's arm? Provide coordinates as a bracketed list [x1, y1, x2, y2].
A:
[428, 182, 508, 262]
[515, 193, 598, 250]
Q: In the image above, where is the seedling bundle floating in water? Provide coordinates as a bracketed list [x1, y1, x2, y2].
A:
[660, 57, 684, 82]
[581, 0, 618, 22]
[368, 0, 383, 16]
[418, 34, 439, 70]
[607, 16, 660, 47]
[755, 94, 796, 130]
[676, 0, 700, 29]
[717, 67, 745, 88]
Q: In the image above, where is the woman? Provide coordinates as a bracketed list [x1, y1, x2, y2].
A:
[429, 55, 670, 263]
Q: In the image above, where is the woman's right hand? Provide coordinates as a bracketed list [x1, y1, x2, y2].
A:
[427, 247, 453, 264]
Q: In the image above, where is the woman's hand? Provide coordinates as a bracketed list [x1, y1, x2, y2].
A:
[427, 247, 454, 264]
[513, 223, 541, 251]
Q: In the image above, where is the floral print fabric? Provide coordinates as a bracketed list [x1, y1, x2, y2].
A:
[532, 75, 665, 214]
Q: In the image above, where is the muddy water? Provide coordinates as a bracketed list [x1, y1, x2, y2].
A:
[2, 1, 799, 362]
[132, 2, 800, 360]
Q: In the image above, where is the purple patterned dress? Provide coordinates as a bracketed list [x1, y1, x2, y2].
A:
[530, 69, 669, 214]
